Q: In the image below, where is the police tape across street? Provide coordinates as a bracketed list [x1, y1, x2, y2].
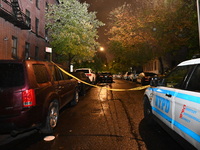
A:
[52, 61, 150, 91]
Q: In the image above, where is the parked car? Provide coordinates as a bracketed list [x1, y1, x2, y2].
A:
[137, 72, 157, 85]
[75, 68, 96, 84]
[143, 57, 200, 149]
[98, 72, 113, 83]
[123, 72, 131, 80]
[129, 71, 139, 82]
[71, 72, 91, 96]
[114, 74, 123, 79]
[0, 60, 79, 136]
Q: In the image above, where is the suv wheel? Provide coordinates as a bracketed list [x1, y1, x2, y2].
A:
[143, 96, 154, 125]
[70, 89, 79, 106]
[41, 100, 59, 134]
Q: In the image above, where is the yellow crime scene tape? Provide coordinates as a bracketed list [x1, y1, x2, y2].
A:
[51, 61, 150, 91]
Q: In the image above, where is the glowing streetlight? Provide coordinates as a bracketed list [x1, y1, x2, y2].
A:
[100, 46, 104, 51]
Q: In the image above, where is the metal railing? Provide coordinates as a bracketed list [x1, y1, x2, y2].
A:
[0, 0, 31, 29]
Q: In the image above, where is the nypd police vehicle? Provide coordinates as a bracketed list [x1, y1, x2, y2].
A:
[144, 58, 200, 149]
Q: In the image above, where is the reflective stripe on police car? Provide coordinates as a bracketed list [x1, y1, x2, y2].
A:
[146, 87, 200, 147]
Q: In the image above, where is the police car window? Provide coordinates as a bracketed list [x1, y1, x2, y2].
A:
[165, 65, 191, 88]
[187, 65, 200, 92]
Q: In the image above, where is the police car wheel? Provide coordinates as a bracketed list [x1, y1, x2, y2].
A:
[143, 97, 155, 125]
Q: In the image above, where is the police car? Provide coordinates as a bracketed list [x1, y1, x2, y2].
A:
[144, 58, 200, 149]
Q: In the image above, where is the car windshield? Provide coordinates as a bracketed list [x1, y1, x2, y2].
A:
[0, 63, 24, 88]
[76, 70, 89, 73]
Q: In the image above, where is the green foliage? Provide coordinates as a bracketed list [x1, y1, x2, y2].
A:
[45, 0, 104, 63]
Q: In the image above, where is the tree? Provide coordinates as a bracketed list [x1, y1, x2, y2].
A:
[107, 0, 198, 73]
[45, 0, 104, 70]
[107, 3, 156, 71]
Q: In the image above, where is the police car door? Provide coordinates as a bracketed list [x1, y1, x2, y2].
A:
[152, 65, 190, 130]
[173, 64, 200, 149]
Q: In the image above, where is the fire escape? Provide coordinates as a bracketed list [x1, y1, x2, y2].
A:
[0, 0, 31, 29]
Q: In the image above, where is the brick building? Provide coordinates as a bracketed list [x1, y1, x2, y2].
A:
[0, 0, 59, 60]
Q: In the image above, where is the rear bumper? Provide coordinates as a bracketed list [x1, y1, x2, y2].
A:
[0, 107, 42, 134]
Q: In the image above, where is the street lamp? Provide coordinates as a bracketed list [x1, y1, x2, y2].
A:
[100, 46, 104, 51]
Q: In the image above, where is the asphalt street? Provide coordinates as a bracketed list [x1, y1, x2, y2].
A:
[0, 79, 192, 150]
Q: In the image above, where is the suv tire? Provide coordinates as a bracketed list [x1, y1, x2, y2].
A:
[41, 100, 59, 134]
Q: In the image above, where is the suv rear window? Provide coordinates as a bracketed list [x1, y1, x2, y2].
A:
[0, 63, 24, 88]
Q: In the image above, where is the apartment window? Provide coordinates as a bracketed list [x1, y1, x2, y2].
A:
[36, 0, 39, 8]
[45, 28, 49, 42]
[46, 2, 49, 11]
[12, 36, 18, 59]
[35, 46, 39, 60]
[154, 61, 157, 70]
[25, 9, 31, 27]
[35, 18, 39, 35]
[25, 42, 30, 59]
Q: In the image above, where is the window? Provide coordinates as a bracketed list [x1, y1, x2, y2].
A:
[12, 36, 18, 59]
[154, 61, 157, 70]
[25, 9, 31, 27]
[33, 64, 49, 83]
[35, 46, 39, 60]
[35, 18, 39, 35]
[45, 29, 49, 41]
[36, 0, 39, 8]
[45, 2, 49, 11]
[61, 70, 70, 80]
[187, 65, 200, 92]
[25, 42, 30, 59]
[49, 65, 63, 81]
[0, 63, 24, 88]
[76, 70, 89, 73]
[164, 65, 193, 88]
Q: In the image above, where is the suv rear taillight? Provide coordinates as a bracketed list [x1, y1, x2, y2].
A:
[22, 89, 36, 108]
[86, 74, 91, 76]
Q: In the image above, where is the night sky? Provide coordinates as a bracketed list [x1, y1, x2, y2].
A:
[80, 0, 135, 48]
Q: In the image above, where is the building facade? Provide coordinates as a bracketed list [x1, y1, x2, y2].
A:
[143, 58, 160, 74]
[0, 0, 58, 60]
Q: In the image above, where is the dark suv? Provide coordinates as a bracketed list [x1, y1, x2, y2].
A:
[0, 60, 78, 136]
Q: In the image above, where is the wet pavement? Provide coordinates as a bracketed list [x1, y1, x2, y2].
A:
[0, 79, 191, 150]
